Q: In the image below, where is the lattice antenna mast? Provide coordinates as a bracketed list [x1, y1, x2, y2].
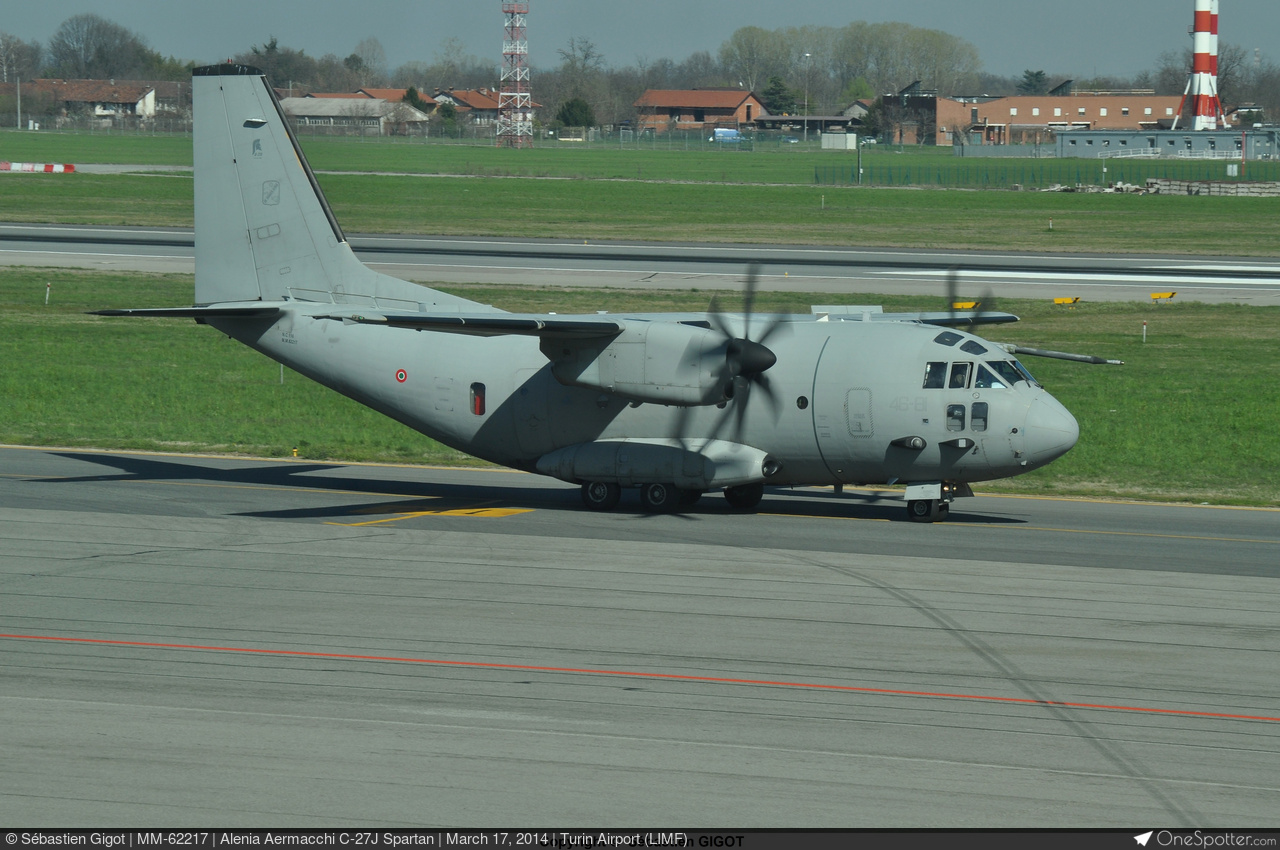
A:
[498, 2, 533, 148]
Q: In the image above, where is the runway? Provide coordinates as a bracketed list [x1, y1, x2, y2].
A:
[2, 446, 1277, 826]
[3, 224, 1280, 304]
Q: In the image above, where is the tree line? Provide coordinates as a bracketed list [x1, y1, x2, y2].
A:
[2, 12, 1277, 129]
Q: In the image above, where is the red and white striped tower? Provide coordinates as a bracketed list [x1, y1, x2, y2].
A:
[1174, 0, 1225, 130]
[497, 2, 533, 148]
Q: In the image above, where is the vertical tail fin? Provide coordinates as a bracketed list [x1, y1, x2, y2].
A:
[193, 64, 379, 306]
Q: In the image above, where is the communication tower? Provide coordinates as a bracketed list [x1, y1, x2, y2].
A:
[1173, 0, 1226, 130]
[497, 2, 533, 148]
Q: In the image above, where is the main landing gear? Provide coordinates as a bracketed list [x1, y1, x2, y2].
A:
[579, 481, 763, 514]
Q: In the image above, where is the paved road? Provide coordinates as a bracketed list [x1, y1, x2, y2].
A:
[2, 447, 1277, 826]
[3, 224, 1279, 304]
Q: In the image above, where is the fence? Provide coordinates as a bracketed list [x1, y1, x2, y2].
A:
[815, 158, 1280, 189]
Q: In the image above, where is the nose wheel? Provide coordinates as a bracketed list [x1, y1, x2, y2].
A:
[907, 499, 950, 523]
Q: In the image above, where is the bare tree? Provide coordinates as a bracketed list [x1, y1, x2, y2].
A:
[0, 31, 43, 83]
[348, 36, 388, 87]
[47, 13, 152, 79]
[718, 26, 788, 92]
[557, 36, 605, 97]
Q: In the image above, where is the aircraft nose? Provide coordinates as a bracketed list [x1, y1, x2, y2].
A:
[1023, 394, 1079, 465]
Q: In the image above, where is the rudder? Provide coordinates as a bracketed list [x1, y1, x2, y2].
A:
[193, 64, 371, 306]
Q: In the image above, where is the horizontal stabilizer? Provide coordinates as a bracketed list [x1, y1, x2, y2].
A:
[316, 311, 625, 339]
[90, 305, 282, 319]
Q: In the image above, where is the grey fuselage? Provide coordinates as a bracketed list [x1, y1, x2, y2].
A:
[213, 307, 1077, 489]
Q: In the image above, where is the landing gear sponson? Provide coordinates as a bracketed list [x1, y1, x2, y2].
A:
[904, 481, 972, 523]
[580, 481, 764, 513]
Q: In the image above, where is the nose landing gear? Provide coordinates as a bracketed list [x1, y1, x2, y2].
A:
[904, 481, 967, 522]
[906, 498, 950, 523]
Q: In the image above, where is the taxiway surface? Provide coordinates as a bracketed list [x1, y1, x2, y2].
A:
[4, 224, 1280, 305]
[2, 447, 1278, 826]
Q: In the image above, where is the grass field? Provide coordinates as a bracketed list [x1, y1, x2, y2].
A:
[2, 267, 1277, 505]
[2, 169, 1279, 256]
[4, 128, 1279, 187]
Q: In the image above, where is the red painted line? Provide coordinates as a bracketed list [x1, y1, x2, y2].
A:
[4, 632, 1277, 724]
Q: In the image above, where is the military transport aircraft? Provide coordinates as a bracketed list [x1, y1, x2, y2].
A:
[97, 65, 1120, 522]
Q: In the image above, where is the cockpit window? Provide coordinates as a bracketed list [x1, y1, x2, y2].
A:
[974, 365, 1007, 389]
[923, 362, 947, 389]
[986, 360, 1025, 387]
[961, 340, 988, 355]
[948, 362, 971, 388]
[933, 331, 962, 347]
[1012, 359, 1042, 388]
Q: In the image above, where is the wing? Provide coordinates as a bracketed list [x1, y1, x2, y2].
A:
[315, 310, 626, 339]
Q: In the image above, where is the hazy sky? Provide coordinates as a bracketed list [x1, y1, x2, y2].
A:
[8, 1, 1279, 80]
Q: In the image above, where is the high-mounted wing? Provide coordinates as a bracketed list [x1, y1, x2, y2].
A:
[316, 310, 625, 339]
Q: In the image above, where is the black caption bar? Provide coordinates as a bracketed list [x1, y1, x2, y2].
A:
[3, 831, 1278, 850]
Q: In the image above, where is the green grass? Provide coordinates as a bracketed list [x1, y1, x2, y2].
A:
[0, 268, 470, 465]
[3, 268, 1277, 505]
[0, 130, 194, 167]
[2, 169, 1278, 256]
[6, 128, 1278, 187]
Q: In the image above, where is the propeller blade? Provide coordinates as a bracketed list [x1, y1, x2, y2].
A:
[753, 373, 783, 422]
[754, 310, 789, 348]
[975, 286, 996, 327]
[947, 266, 959, 326]
[741, 263, 760, 338]
[669, 402, 692, 447]
[706, 294, 733, 339]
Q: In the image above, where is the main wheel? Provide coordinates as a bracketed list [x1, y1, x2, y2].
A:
[581, 481, 621, 511]
[638, 482, 682, 513]
[907, 499, 941, 522]
[724, 482, 765, 511]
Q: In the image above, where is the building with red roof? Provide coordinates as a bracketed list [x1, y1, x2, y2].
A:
[633, 89, 766, 133]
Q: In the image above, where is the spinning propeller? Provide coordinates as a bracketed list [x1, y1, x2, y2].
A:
[672, 264, 787, 444]
[946, 266, 998, 328]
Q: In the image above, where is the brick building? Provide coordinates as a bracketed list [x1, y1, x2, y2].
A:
[633, 89, 766, 133]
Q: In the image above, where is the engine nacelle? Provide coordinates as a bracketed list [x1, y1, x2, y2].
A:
[541, 322, 728, 406]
